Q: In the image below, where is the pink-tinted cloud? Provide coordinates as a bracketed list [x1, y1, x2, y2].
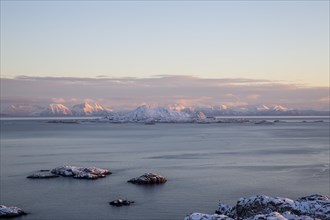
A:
[0, 75, 329, 110]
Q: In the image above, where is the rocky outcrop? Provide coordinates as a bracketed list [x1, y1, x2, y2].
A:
[127, 173, 167, 184]
[232, 194, 330, 219]
[109, 199, 134, 207]
[0, 205, 27, 218]
[51, 165, 111, 179]
[185, 194, 330, 220]
[27, 170, 60, 179]
[249, 211, 314, 220]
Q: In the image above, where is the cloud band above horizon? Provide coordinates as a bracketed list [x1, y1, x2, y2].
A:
[0, 75, 329, 111]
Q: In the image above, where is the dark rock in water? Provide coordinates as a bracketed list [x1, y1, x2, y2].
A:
[109, 199, 134, 207]
[273, 120, 286, 123]
[51, 165, 111, 179]
[27, 170, 60, 179]
[128, 173, 167, 184]
[0, 205, 27, 218]
[254, 120, 274, 125]
[186, 194, 330, 220]
[47, 120, 79, 124]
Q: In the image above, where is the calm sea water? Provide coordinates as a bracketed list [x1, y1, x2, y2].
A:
[0, 117, 329, 220]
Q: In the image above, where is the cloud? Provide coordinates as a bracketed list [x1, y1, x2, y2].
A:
[1, 75, 329, 110]
[246, 94, 261, 100]
[51, 97, 67, 103]
[319, 96, 330, 102]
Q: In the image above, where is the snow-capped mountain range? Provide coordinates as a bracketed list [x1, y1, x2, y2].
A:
[108, 105, 203, 122]
[1, 102, 328, 117]
[105, 104, 300, 122]
[2, 102, 112, 117]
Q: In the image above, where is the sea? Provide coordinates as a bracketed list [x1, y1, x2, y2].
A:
[0, 116, 329, 220]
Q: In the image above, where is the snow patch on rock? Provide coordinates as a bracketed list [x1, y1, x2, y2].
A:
[185, 194, 330, 220]
[51, 165, 111, 179]
[0, 205, 27, 218]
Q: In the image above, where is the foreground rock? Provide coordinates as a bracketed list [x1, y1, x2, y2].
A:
[127, 173, 167, 184]
[0, 205, 27, 218]
[109, 199, 134, 207]
[184, 213, 234, 220]
[51, 165, 111, 179]
[185, 194, 330, 220]
[27, 170, 60, 179]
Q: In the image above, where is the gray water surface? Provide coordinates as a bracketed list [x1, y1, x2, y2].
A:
[0, 119, 329, 220]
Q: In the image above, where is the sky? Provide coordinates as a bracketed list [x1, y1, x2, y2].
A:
[1, 1, 329, 85]
[0, 1, 329, 110]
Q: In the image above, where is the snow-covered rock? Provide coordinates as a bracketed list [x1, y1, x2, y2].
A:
[184, 213, 234, 220]
[127, 173, 167, 184]
[184, 211, 315, 220]
[51, 165, 111, 179]
[216, 194, 330, 220]
[186, 194, 329, 220]
[0, 205, 27, 218]
[248, 211, 314, 220]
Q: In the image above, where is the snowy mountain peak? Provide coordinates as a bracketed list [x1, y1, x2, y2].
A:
[273, 105, 288, 111]
[256, 105, 270, 111]
[43, 104, 72, 116]
[167, 104, 189, 111]
[219, 104, 228, 110]
[72, 102, 111, 116]
[4, 104, 45, 116]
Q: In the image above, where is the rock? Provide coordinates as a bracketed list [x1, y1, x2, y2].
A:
[27, 170, 60, 179]
[254, 120, 274, 125]
[250, 211, 314, 220]
[215, 194, 330, 220]
[187, 194, 330, 220]
[184, 213, 234, 220]
[0, 205, 27, 218]
[109, 199, 134, 207]
[50, 165, 111, 179]
[127, 173, 167, 184]
[216, 203, 235, 217]
[294, 194, 330, 219]
[47, 120, 79, 124]
[235, 194, 296, 219]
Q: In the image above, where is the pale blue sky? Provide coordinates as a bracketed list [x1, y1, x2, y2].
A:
[1, 1, 329, 86]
